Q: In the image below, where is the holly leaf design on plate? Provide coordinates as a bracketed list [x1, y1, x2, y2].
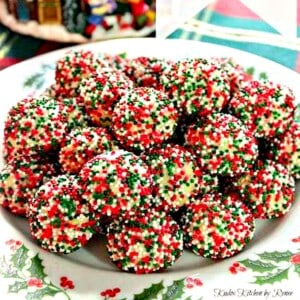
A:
[132, 281, 164, 300]
[253, 268, 289, 285]
[10, 245, 29, 270]
[23, 64, 55, 90]
[1, 242, 71, 300]
[161, 279, 185, 300]
[294, 264, 300, 277]
[245, 66, 255, 76]
[25, 286, 63, 300]
[118, 52, 127, 59]
[23, 73, 44, 90]
[258, 72, 268, 80]
[257, 251, 293, 263]
[27, 254, 46, 281]
[0, 259, 5, 277]
[8, 281, 28, 293]
[245, 66, 268, 81]
[0, 257, 19, 278]
[239, 259, 277, 273]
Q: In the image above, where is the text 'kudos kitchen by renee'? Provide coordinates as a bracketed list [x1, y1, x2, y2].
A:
[213, 288, 294, 298]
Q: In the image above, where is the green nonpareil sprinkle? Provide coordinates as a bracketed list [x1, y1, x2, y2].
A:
[60, 196, 76, 217]
[51, 217, 61, 227]
[165, 160, 176, 176]
[127, 172, 141, 190]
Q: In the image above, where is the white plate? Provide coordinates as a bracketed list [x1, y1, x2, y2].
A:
[0, 38, 300, 300]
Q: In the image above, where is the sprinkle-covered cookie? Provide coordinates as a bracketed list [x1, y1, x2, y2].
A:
[60, 97, 90, 130]
[112, 87, 178, 151]
[185, 113, 258, 176]
[3, 96, 68, 161]
[0, 156, 56, 216]
[161, 58, 230, 116]
[269, 121, 300, 179]
[28, 174, 95, 253]
[181, 193, 255, 259]
[233, 160, 295, 219]
[59, 127, 117, 174]
[79, 69, 134, 127]
[142, 144, 218, 212]
[106, 210, 183, 273]
[55, 49, 106, 97]
[211, 57, 252, 94]
[97, 53, 128, 69]
[124, 56, 171, 89]
[229, 80, 296, 138]
[79, 150, 153, 218]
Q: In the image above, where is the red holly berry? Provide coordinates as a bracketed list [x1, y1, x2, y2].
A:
[193, 278, 203, 286]
[229, 265, 238, 274]
[113, 288, 120, 294]
[27, 277, 43, 288]
[229, 261, 247, 274]
[60, 276, 75, 290]
[185, 277, 203, 289]
[5, 239, 23, 250]
[100, 287, 121, 298]
[239, 266, 247, 272]
[100, 291, 108, 297]
[186, 277, 194, 284]
[290, 253, 300, 265]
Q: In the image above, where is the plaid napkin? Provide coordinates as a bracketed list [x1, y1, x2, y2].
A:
[167, 0, 300, 72]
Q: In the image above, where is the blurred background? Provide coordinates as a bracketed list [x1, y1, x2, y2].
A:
[0, 0, 299, 73]
[0, 0, 156, 69]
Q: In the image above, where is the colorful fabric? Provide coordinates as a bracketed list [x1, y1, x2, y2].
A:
[167, 0, 300, 73]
